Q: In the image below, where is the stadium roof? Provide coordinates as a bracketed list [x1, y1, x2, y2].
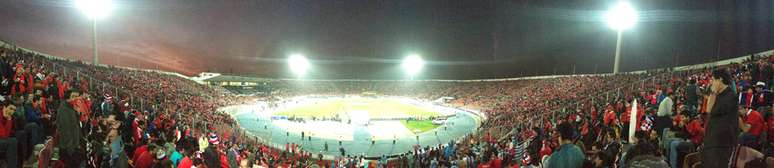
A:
[203, 75, 273, 83]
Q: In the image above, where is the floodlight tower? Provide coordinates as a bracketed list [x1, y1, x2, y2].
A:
[288, 53, 310, 78]
[605, 1, 637, 74]
[402, 54, 424, 80]
[76, 0, 114, 65]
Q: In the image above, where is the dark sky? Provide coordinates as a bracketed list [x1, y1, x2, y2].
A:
[1, 0, 773, 79]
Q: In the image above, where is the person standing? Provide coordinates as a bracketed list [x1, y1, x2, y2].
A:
[546, 122, 585, 168]
[0, 104, 18, 168]
[702, 69, 739, 168]
[655, 91, 674, 136]
[685, 79, 700, 116]
[57, 90, 83, 168]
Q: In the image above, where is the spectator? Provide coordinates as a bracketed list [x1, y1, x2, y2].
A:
[701, 69, 739, 168]
[57, 89, 84, 167]
[753, 82, 772, 110]
[546, 122, 584, 168]
[134, 145, 157, 168]
[0, 103, 18, 168]
[170, 146, 184, 168]
[685, 79, 699, 116]
[739, 87, 755, 108]
[655, 91, 673, 136]
[178, 149, 194, 168]
[738, 106, 764, 148]
[204, 133, 223, 168]
[663, 114, 694, 168]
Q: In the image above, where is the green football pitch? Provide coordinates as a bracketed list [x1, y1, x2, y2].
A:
[273, 98, 441, 119]
[400, 120, 440, 133]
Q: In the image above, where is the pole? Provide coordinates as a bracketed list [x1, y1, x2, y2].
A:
[613, 30, 623, 74]
[92, 20, 98, 65]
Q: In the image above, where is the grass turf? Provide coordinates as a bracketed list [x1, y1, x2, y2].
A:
[274, 98, 440, 119]
[400, 120, 440, 134]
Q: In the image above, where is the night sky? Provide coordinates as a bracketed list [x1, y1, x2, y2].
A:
[1, 0, 773, 79]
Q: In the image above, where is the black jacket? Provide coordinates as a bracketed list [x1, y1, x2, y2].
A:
[203, 145, 221, 168]
[685, 84, 699, 106]
[703, 87, 739, 148]
[56, 101, 82, 151]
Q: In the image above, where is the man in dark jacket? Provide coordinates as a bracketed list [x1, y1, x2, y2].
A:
[685, 79, 700, 116]
[701, 69, 739, 168]
[57, 89, 83, 168]
[204, 133, 222, 168]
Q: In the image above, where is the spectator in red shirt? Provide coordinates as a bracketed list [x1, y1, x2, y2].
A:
[0, 104, 18, 168]
[603, 107, 617, 127]
[132, 143, 149, 165]
[134, 145, 157, 168]
[739, 107, 765, 147]
[178, 153, 193, 168]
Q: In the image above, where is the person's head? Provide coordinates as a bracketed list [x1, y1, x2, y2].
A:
[756, 82, 766, 92]
[65, 89, 80, 101]
[25, 93, 33, 102]
[678, 114, 689, 127]
[648, 131, 659, 142]
[556, 122, 574, 144]
[3, 103, 15, 118]
[711, 69, 732, 93]
[107, 129, 119, 142]
[689, 79, 697, 85]
[155, 149, 166, 162]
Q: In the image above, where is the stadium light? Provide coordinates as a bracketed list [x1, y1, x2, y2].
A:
[75, 0, 114, 65]
[402, 54, 424, 78]
[288, 54, 310, 77]
[605, 1, 637, 31]
[605, 1, 637, 74]
[76, 0, 114, 20]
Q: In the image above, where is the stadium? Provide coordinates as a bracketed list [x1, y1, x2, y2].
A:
[1, 0, 774, 168]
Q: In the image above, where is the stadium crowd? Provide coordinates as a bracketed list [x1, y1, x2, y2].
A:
[1, 41, 774, 168]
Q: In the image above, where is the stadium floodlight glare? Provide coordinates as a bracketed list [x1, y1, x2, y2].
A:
[288, 54, 310, 77]
[402, 54, 424, 78]
[605, 1, 637, 31]
[76, 0, 114, 65]
[75, 0, 114, 20]
[605, 1, 637, 74]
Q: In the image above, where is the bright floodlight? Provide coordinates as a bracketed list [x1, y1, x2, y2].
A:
[288, 54, 310, 77]
[75, 0, 114, 20]
[402, 54, 424, 77]
[605, 1, 637, 31]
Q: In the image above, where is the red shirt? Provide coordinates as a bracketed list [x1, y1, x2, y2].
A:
[0, 115, 13, 138]
[603, 110, 617, 126]
[132, 145, 148, 163]
[134, 151, 155, 168]
[686, 119, 705, 144]
[490, 156, 503, 168]
[744, 109, 765, 137]
[220, 154, 230, 168]
[538, 141, 552, 161]
[178, 156, 193, 168]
